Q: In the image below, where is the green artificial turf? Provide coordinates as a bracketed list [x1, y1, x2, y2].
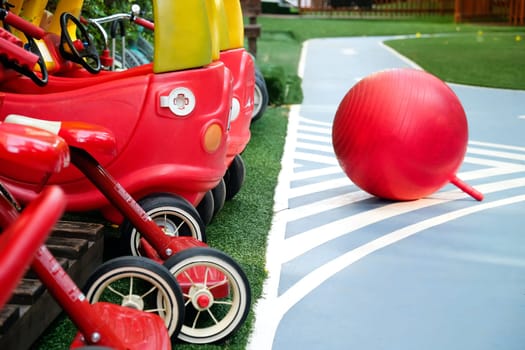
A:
[384, 32, 525, 90]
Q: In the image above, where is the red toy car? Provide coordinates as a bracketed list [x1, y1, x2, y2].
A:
[87, 0, 255, 201]
[0, 0, 233, 234]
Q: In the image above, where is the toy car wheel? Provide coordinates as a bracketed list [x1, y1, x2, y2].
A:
[83, 256, 185, 341]
[252, 68, 269, 123]
[163, 247, 251, 344]
[196, 190, 214, 226]
[211, 178, 226, 216]
[224, 154, 245, 201]
[120, 193, 206, 256]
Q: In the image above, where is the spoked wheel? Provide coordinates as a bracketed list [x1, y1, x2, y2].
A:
[83, 256, 185, 341]
[120, 193, 206, 256]
[223, 154, 246, 201]
[164, 247, 251, 344]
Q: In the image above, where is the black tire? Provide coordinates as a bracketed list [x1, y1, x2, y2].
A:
[196, 190, 214, 226]
[163, 247, 251, 344]
[223, 154, 245, 201]
[252, 67, 269, 123]
[83, 256, 185, 341]
[120, 193, 206, 256]
[211, 178, 226, 216]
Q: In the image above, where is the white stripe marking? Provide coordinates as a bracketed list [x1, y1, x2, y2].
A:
[288, 176, 352, 198]
[468, 147, 525, 161]
[249, 193, 525, 350]
[282, 176, 525, 264]
[291, 166, 344, 181]
[298, 124, 332, 135]
[293, 151, 339, 166]
[469, 140, 525, 152]
[284, 190, 372, 222]
[295, 141, 333, 153]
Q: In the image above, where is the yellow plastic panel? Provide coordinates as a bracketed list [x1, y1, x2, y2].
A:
[9, 0, 24, 15]
[48, 0, 84, 36]
[215, 0, 230, 51]
[153, 0, 213, 72]
[19, 0, 49, 26]
[204, 0, 220, 61]
[223, 0, 244, 49]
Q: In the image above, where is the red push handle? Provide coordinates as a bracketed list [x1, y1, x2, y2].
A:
[2, 11, 46, 39]
[0, 186, 65, 308]
[0, 34, 39, 69]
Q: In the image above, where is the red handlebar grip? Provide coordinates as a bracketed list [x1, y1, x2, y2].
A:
[133, 17, 154, 31]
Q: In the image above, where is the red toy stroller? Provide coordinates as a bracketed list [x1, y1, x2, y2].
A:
[0, 122, 181, 349]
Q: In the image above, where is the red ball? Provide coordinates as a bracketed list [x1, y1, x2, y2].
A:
[332, 68, 468, 201]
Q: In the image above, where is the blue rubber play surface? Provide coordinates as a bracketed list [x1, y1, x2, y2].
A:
[248, 36, 525, 350]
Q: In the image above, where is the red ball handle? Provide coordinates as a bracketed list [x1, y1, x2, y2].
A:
[450, 175, 484, 201]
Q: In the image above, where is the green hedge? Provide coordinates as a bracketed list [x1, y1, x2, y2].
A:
[259, 64, 303, 105]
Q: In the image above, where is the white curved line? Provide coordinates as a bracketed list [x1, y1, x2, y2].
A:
[280, 193, 525, 309]
[468, 141, 525, 152]
[249, 194, 525, 350]
[297, 41, 309, 79]
[282, 177, 525, 264]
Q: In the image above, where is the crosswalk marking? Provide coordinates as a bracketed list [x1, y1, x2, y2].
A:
[250, 104, 525, 350]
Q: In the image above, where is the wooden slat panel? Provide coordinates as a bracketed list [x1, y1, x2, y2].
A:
[0, 221, 104, 350]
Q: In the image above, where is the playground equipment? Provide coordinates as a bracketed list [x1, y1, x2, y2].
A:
[332, 68, 484, 201]
[0, 0, 233, 230]
[0, 122, 180, 349]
